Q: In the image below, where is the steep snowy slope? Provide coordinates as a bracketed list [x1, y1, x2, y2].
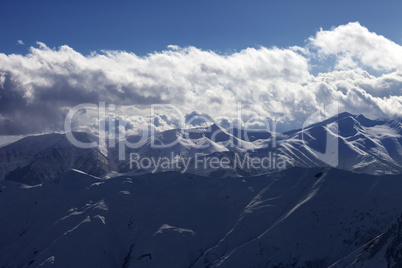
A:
[257, 112, 402, 175]
[190, 168, 402, 267]
[330, 214, 402, 268]
[0, 133, 62, 180]
[1, 168, 402, 267]
[0, 132, 110, 184]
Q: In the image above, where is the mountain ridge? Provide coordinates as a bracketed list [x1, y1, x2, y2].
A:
[1, 113, 402, 185]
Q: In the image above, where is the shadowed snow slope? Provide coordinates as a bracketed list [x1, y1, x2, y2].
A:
[0, 132, 109, 184]
[1, 168, 402, 267]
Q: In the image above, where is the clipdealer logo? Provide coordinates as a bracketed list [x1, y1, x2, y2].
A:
[129, 152, 286, 173]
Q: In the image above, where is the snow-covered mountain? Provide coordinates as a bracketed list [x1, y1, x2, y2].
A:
[1, 168, 402, 267]
[1, 112, 401, 185]
[0, 132, 109, 185]
[2, 113, 402, 267]
[271, 112, 402, 175]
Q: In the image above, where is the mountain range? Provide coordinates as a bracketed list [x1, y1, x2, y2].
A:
[1, 112, 402, 267]
[1, 112, 402, 186]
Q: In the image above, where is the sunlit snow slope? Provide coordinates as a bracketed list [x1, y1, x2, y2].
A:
[1, 113, 402, 185]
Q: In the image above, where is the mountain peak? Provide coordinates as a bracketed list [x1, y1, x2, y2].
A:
[337, 111, 354, 119]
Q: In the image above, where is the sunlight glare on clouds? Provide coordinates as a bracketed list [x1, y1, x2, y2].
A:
[310, 22, 402, 71]
[0, 22, 402, 135]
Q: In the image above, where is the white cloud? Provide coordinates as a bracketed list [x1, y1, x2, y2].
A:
[309, 22, 402, 71]
[167, 45, 180, 50]
[16, 40, 24, 45]
[0, 22, 402, 135]
[0, 44, 313, 134]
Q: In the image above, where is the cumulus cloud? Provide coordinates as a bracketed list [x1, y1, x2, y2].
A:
[310, 22, 402, 71]
[16, 40, 24, 45]
[0, 43, 312, 134]
[185, 111, 213, 127]
[0, 22, 402, 136]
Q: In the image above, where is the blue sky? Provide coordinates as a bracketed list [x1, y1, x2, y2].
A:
[1, 0, 402, 55]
